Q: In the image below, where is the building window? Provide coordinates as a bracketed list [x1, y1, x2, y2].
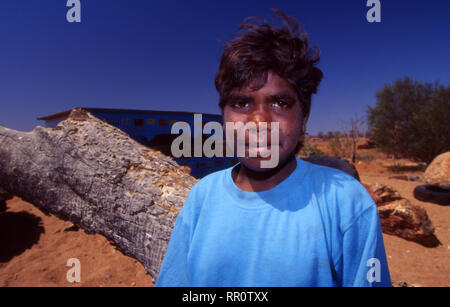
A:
[159, 119, 168, 126]
[147, 119, 155, 125]
[134, 118, 145, 127]
[196, 162, 207, 169]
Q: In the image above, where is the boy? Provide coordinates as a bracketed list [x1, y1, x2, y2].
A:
[155, 9, 391, 287]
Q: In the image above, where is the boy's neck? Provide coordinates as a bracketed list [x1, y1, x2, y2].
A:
[232, 156, 297, 192]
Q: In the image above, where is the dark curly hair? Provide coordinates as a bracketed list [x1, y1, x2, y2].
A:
[215, 9, 323, 120]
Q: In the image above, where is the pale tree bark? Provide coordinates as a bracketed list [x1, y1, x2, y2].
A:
[0, 108, 197, 281]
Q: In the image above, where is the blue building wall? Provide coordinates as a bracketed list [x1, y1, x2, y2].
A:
[40, 109, 237, 178]
[91, 110, 237, 178]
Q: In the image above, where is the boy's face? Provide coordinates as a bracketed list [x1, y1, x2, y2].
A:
[222, 71, 307, 172]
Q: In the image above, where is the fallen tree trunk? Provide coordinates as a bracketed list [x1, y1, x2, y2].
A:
[0, 108, 197, 281]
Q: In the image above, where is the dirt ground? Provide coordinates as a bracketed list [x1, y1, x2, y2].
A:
[1, 140, 449, 287]
[0, 197, 155, 287]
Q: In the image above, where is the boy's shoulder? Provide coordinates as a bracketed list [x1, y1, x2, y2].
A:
[302, 156, 360, 181]
[178, 165, 232, 221]
[301, 158, 377, 227]
[300, 157, 359, 183]
[183, 165, 231, 202]
[192, 165, 229, 188]
[302, 157, 369, 192]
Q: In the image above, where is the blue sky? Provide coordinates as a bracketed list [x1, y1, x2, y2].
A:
[1, 0, 449, 134]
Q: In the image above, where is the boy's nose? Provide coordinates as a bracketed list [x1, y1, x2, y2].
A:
[248, 103, 271, 125]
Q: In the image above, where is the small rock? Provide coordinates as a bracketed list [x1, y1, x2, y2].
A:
[392, 281, 421, 287]
[409, 175, 423, 182]
[131, 282, 136, 286]
[369, 183, 402, 203]
[394, 281, 409, 287]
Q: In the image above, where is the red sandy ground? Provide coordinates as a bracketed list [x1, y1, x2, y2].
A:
[0, 197, 154, 287]
[1, 140, 449, 287]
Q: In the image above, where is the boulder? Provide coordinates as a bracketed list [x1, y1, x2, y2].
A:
[424, 151, 450, 186]
[377, 199, 440, 247]
[364, 183, 440, 247]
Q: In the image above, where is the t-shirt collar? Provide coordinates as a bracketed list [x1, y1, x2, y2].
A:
[222, 156, 307, 209]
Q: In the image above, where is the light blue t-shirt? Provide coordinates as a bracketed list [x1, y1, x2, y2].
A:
[155, 157, 391, 287]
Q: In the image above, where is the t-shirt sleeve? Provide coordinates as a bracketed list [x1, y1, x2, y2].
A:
[341, 204, 392, 287]
[154, 190, 196, 287]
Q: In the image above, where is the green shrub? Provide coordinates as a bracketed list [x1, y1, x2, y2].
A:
[328, 137, 352, 158]
[367, 77, 450, 164]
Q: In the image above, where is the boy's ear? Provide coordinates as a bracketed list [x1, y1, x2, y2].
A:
[301, 114, 309, 135]
[301, 121, 307, 135]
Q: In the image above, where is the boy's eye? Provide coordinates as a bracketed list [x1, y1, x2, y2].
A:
[271, 100, 289, 109]
[231, 101, 250, 109]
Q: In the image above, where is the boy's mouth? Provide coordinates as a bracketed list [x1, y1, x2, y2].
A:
[244, 143, 280, 158]
[234, 129, 281, 158]
[239, 137, 280, 148]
